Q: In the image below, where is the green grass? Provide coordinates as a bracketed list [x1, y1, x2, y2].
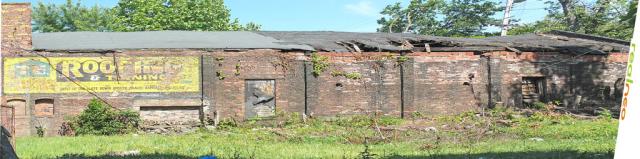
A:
[15, 110, 618, 159]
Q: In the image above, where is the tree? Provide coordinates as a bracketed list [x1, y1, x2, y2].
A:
[32, 0, 114, 32]
[439, 0, 504, 36]
[377, 0, 442, 34]
[509, 0, 635, 40]
[111, 0, 259, 31]
[376, 0, 503, 37]
[32, 0, 261, 32]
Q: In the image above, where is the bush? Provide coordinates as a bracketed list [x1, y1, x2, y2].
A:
[597, 108, 614, 120]
[217, 118, 239, 130]
[35, 126, 45, 137]
[527, 102, 546, 110]
[70, 99, 140, 135]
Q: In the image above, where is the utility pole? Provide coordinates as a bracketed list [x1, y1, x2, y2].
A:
[501, 0, 514, 36]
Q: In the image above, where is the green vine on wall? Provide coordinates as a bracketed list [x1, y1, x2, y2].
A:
[331, 70, 362, 80]
[397, 55, 409, 64]
[235, 63, 241, 76]
[311, 53, 329, 77]
[345, 72, 362, 79]
[216, 71, 227, 80]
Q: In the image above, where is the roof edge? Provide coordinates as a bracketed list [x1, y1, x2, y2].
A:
[547, 30, 629, 46]
[1, 2, 31, 5]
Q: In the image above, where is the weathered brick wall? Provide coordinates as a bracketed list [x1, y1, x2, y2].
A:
[492, 52, 574, 107]
[3, 51, 205, 136]
[207, 50, 306, 120]
[2, 3, 32, 137]
[1, 3, 31, 55]
[0, 3, 630, 135]
[3, 49, 630, 137]
[403, 52, 488, 116]
[571, 53, 628, 107]
[140, 106, 200, 122]
[490, 51, 628, 108]
[307, 52, 402, 117]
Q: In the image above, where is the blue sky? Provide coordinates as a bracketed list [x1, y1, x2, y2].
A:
[2, 0, 549, 32]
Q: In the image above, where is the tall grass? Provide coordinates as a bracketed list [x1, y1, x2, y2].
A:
[16, 109, 618, 159]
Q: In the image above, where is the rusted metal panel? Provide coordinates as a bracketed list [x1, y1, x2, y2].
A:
[245, 80, 275, 118]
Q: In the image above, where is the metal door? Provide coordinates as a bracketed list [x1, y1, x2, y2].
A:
[245, 80, 276, 118]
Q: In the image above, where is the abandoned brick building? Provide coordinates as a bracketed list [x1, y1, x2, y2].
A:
[1, 3, 630, 136]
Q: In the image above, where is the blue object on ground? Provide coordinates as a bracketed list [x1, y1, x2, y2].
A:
[199, 155, 217, 159]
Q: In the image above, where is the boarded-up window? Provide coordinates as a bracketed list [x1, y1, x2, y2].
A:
[7, 99, 26, 116]
[34, 99, 54, 117]
[245, 80, 276, 118]
[8, 99, 30, 136]
[522, 77, 545, 104]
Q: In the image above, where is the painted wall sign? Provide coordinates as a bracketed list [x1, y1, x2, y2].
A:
[3, 56, 200, 94]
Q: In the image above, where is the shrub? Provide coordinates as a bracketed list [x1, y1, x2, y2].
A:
[276, 111, 303, 127]
[597, 108, 614, 120]
[70, 99, 140, 135]
[527, 102, 546, 110]
[217, 118, 239, 130]
[35, 125, 45, 137]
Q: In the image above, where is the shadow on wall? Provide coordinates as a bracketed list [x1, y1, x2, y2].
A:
[1, 126, 18, 159]
[382, 150, 614, 159]
[505, 49, 625, 113]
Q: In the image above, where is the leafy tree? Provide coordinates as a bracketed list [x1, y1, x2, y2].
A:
[439, 0, 503, 36]
[32, 0, 115, 32]
[111, 0, 259, 31]
[243, 22, 263, 31]
[509, 0, 635, 40]
[377, 0, 442, 34]
[32, 0, 261, 32]
[377, 0, 503, 37]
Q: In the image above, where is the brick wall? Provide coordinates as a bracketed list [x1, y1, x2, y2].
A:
[1, 3, 31, 55]
[3, 50, 204, 136]
[308, 52, 402, 117]
[1, 3, 32, 137]
[140, 106, 200, 123]
[207, 50, 306, 120]
[489, 51, 628, 108]
[0, 38, 629, 136]
[404, 52, 487, 116]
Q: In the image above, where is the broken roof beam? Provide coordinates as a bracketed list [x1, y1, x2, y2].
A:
[412, 46, 506, 52]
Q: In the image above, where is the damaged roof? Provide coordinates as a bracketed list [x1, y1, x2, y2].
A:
[256, 30, 629, 54]
[32, 30, 629, 54]
[32, 31, 314, 51]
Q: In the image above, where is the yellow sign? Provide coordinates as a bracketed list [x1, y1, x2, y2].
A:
[3, 56, 200, 94]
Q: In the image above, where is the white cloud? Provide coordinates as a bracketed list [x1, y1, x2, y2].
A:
[344, 1, 377, 17]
